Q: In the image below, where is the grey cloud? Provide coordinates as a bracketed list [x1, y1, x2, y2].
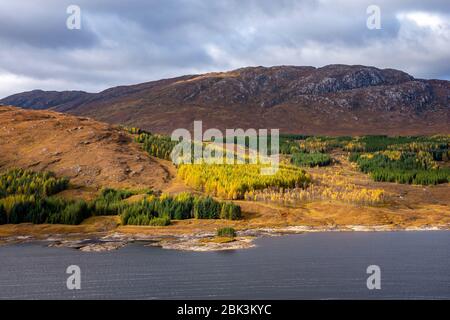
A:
[0, 0, 449, 97]
[0, 1, 98, 49]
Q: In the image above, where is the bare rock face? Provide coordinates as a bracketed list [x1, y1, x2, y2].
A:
[1, 64, 449, 135]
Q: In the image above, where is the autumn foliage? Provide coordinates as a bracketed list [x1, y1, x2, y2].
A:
[178, 163, 311, 199]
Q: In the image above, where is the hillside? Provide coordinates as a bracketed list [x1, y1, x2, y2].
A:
[1, 64, 449, 135]
[0, 106, 172, 191]
[0, 105, 448, 243]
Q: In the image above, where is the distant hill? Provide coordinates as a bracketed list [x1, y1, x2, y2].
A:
[1, 90, 91, 110]
[2, 64, 449, 135]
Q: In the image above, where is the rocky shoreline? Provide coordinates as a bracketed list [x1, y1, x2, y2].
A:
[1, 224, 449, 252]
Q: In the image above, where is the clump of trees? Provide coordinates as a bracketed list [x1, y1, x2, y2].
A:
[344, 135, 450, 153]
[120, 198, 171, 226]
[217, 227, 236, 238]
[120, 194, 242, 226]
[280, 139, 301, 154]
[350, 152, 450, 185]
[299, 136, 352, 153]
[291, 152, 332, 167]
[178, 163, 310, 200]
[47, 199, 90, 225]
[171, 192, 194, 219]
[279, 134, 450, 155]
[0, 169, 87, 225]
[220, 202, 242, 220]
[0, 168, 69, 198]
[193, 196, 222, 219]
[125, 127, 151, 135]
[280, 135, 354, 154]
[90, 188, 134, 216]
[370, 168, 449, 185]
[0, 194, 90, 225]
[134, 132, 177, 160]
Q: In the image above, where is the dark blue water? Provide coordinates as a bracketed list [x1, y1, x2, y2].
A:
[0, 231, 449, 299]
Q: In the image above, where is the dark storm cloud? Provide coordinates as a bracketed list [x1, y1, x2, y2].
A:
[0, 0, 449, 97]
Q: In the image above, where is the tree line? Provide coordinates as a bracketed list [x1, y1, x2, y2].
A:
[349, 152, 450, 185]
[0, 168, 69, 198]
[134, 132, 177, 160]
[120, 193, 242, 226]
[0, 169, 242, 225]
[291, 152, 332, 167]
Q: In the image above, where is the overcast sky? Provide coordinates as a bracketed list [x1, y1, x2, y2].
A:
[0, 0, 449, 97]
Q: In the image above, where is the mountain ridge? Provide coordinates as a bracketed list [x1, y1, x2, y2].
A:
[1, 64, 449, 135]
